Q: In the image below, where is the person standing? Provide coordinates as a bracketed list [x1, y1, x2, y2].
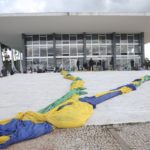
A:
[76, 59, 80, 71]
[130, 59, 134, 70]
[97, 60, 101, 71]
[102, 60, 105, 71]
[89, 58, 94, 71]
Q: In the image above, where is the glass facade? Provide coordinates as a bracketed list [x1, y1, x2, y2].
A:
[115, 33, 141, 70]
[24, 33, 143, 71]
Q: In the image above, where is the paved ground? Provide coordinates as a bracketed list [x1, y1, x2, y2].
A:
[1, 71, 150, 125]
[6, 122, 150, 150]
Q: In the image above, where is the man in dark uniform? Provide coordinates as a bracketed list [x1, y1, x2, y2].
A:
[76, 59, 80, 71]
[89, 58, 94, 71]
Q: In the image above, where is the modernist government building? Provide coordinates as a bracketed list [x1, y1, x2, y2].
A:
[24, 32, 144, 71]
[0, 12, 149, 72]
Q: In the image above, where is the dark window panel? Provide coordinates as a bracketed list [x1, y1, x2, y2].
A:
[47, 35, 53, 44]
[25, 36, 32, 45]
[33, 35, 39, 45]
[106, 34, 112, 44]
[99, 35, 105, 44]
[55, 34, 62, 44]
[128, 35, 133, 43]
[47, 35, 53, 40]
[121, 53, 127, 55]
[62, 34, 69, 44]
[121, 34, 127, 43]
[116, 35, 120, 44]
[62, 34, 69, 40]
[77, 34, 83, 44]
[92, 34, 98, 43]
[40, 36, 46, 45]
[70, 35, 77, 44]
[134, 34, 140, 43]
[86, 35, 92, 44]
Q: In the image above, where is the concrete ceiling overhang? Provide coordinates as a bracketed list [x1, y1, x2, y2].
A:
[0, 12, 150, 51]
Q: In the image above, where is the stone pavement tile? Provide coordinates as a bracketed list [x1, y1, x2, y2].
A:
[114, 123, 150, 150]
[6, 125, 121, 150]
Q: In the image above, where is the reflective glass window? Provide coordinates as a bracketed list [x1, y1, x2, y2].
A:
[63, 45, 69, 56]
[70, 45, 77, 56]
[128, 46, 134, 55]
[33, 46, 39, 56]
[78, 45, 83, 55]
[116, 45, 120, 55]
[40, 46, 47, 57]
[100, 46, 107, 55]
[86, 45, 92, 55]
[26, 46, 32, 57]
[92, 45, 99, 55]
[56, 46, 62, 56]
[134, 45, 141, 54]
[121, 45, 127, 55]
[48, 46, 53, 56]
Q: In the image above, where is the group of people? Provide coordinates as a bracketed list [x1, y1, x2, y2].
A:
[77, 58, 106, 71]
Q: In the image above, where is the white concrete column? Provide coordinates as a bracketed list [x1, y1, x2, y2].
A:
[11, 49, 17, 72]
[0, 44, 3, 76]
[19, 52, 23, 73]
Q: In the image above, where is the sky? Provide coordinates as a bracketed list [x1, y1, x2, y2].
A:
[0, 0, 150, 59]
[0, 0, 150, 13]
